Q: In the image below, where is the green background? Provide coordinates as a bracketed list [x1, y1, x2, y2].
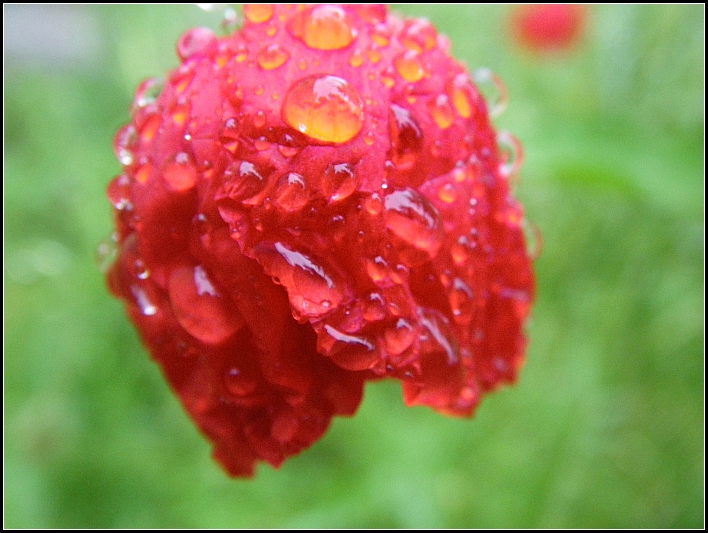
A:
[4, 4, 703, 528]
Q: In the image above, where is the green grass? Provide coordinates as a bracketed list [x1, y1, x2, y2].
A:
[4, 5, 703, 528]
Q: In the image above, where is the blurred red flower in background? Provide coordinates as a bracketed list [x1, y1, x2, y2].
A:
[510, 4, 588, 55]
[105, 4, 535, 477]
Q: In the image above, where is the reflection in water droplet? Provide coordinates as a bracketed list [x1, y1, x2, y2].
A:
[473, 68, 508, 118]
[273, 172, 309, 211]
[107, 175, 133, 211]
[394, 50, 426, 82]
[289, 5, 357, 50]
[389, 105, 423, 171]
[131, 285, 158, 316]
[384, 318, 415, 356]
[220, 117, 240, 153]
[96, 233, 119, 273]
[324, 162, 358, 202]
[497, 131, 524, 179]
[132, 77, 163, 112]
[177, 27, 217, 61]
[400, 19, 438, 52]
[224, 161, 263, 202]
[428, 94, 455, 129]
[384, 188, 443, 257]
[257, 43, 290, 70]
[163, 153, 198, 191]
[282, 75, 364, 143]
[243, 3, 274, 23]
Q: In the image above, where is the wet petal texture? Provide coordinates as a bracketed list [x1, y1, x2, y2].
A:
[106, 4, 535, 477]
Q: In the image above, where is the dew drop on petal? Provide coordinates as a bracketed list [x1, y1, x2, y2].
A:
[169, 265, 243, 345]
[320, 324, 377, 371]
[107, 174, 133, 211]
[384, 188, 444, 257]
[273, 172, 309, 212]
[257, 43, 289, 70]
[95, 232, 119, 273]
[220, 117, 240, 153]
[449, 73, 474, 119]
[324, 162, 358, 202]
[177, 27, 217, 61]
[384, 318, 416, 356]
[449, 278, 474, 325]
[132, 77, 163, 112]
[163, 152, 198, 191]
[394, 50, 426, 82]
[113, 125, 137, 166]
[389, 104, 423, 171]
[224, 367, 258, 397]
[428, 94, 455, 129]
[282, 75, 364, 144]
[473, 68, 508, 118]
[349, 49, 365, 67]
[130, 285, 158, 316]
[223, 161, 264, 202]
[400, 18, 438, 52]
[290, 5, 356, 50]
[243, 3, 274, 24]
[497, 131, 524, 179]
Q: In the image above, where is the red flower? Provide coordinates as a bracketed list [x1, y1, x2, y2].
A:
[510, 4, 588, 55]
[106, 4, 535, 477]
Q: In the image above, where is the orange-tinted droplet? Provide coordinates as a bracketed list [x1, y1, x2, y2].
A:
[134, 162, 153, 184]
[282, 75, 364, 143]
[450, 73, 474, 118]
[171, 101, 191, 127]
[389, 104, 423, 171]
[220, 117, 240, 153]
[400, 19, 438, 52]
[257, 43, 289, 70]
[428, 94, 455, 129]
[349, 50, 364, 67]
[243, 3, 274, 24]
[163, 153, 197, 191]
[139, 113, 162, 142]
[290, 5, 357, 50]
[394, 50, 426, 82]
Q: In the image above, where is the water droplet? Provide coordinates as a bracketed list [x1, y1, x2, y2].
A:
[320, 324, 377, 371]
[363, 292, 386, 321]
[253, 109, 266, 128]
[428, 94, 455, 129]
[256, 242, 344, 319]
[524, 218, 543, 260]
[135, 161, 153, 184]
[273, 172, 309, 211]
[243, 3, 274, 23]
[473, 68, 508, 118]
[289, 5, 356, 50]
[449, 73, 475, 118]
[138, 111, 162, 143]
[381, 71, 395, 88]
[135, 258, 150, 280]
[220, 117, 240, 153]
[169, 265, 242, 344]
[170, 100, 190, 127]
[131, 77, 163, 112]
[282, 75, 364, 143]
[107, 174, 133, 211]
[224, 367, 258, 397]
[419, 309, 458, 364]
[177, 27, 217, 61]
[221, 6, 240, 35]
[366, 47, 382, 64]
[437, 182, 458, 203]
[254, 85, 265, 96]
[363, 192, 383, 215]
[497, 131, 524, 178]
[130, 285, 158, 316]
[163, 152, 197, 191]
[297, 59, 308, 70]
[349, 49, 364, 67]
[223, 161, 263, 202]
[254, 136, 271, 151]
[384, 318, 415, 356]
[389, 105, 423, 171]
[324, 162, 358, 202]
[384, 188, 443, 257]
[113, 125, 137, 166]
[257, 43, 289, 70]
[363, 131, 376, 146]
[400, 18, 438, 52]
[449, 278, 474, 325]
[450, 235, 471, 266]
[366, 255, 395, 287]
[95, 233, 118, 273]
[277, 133, 301, 157]
[394, 50, 426, 82]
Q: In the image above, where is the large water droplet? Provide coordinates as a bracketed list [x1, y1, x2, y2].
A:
[169, 265, 243, 344]
[257, 43, 289, 70]
[384, 188, 443, 257]
[394, 50, 426, 82]
[320, 324, 377, 371]
[273, 172, 309, 212]
[449, 73, 475, 119]
[289, 5, 356, 50]
[389, 105, 423, 171]
[324, 162, 358, 202]
[384, 318, 416, 356]
[163, 152, 198, 191]
[107, 174, 133, 211]
[428, 94, 455, 129]
[282, 75, 364, 143]
[243, 3, 274, 23]
[113, 125, 137, 166]
[95, 233, 119, 273]
[256, 242, 345, 319]
[473, 68, 508, 119]
[497, 131, 524, 179]
[223, 161, 264, 203]
[449, 278, 474, 325]
[400, 18, 438, 52]
[177, 27, 217, 61]
[224, 367, 258, 397]
[131, 77, 163, 112]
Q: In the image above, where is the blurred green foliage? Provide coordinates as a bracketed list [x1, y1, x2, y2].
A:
[4, 4, 704, 528]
